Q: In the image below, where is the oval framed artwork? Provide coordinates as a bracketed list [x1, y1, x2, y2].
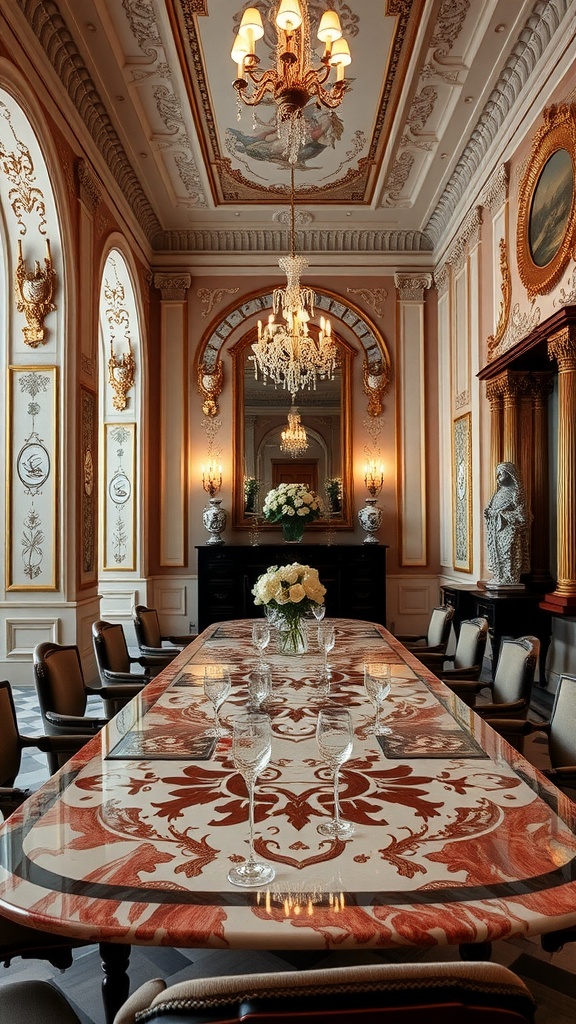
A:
[516, 105, 576, 298]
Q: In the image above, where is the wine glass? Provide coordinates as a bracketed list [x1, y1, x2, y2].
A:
[317, 621, 335, 672]
[364, 663, 392, 735]
[203, 665, 231, 737]
[227, 714, 275, 887]
[247, 666, 271, 711]
[252, 621, 271, 668]
[316, 708, 354, 839]
[312, 603, 326, 623]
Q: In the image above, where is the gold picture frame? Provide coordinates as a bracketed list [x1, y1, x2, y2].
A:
[516, 104, 576, 299]
[452, 413, 472, 574]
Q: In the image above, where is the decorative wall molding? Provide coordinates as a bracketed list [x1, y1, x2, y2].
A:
[446, 207, 483, 270]
[153, 273, 192, 300]
[487, 237, 512, 359]
[197, 287, 239, 319]
[273, 209, 314, 227]
[346, 287, 388, 318]
[426, 0, 571, 244]
[478, 163, 509, 212]
[490, 300, 541, 360]
[554, 267, 576, 307]
[154, 227, 433, 253]
[394, 272, 433, 301]
[77, 158, 101, 210]
[434, 262, 451, 295]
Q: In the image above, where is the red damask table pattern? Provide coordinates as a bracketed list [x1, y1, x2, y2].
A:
[1, 618, 576, 954]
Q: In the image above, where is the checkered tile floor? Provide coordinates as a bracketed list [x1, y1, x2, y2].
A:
[3, 686, 576, 1024]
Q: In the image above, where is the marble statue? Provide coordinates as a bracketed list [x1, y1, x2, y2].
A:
[484, 462, 531, 588]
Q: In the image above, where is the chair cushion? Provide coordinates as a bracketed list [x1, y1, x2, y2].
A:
[0, 980, 82, 1024]
[130, 961, 535, 1024]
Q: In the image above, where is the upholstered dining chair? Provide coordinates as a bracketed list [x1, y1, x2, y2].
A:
[446, 635, 539, 718]
[92, 619, 168, 687]
[417, 616, 489, 682]
[0, 961, 537, 1024]
[132, 604, 196, 660]
[33, 642, 143, 772]
[115, 961, 536, 1024]
[395, 605, 455, 656]
[0, 678, 87, 810]
[489, 672, 576, 791]
[0, 679, 89, 970]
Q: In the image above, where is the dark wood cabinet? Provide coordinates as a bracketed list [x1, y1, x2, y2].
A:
[470, 589, 551, 683]
[196, 544, 387, 632]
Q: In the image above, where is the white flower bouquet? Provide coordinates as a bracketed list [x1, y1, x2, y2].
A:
[252, 562, 326, 654]
[262, 483, 323, 525]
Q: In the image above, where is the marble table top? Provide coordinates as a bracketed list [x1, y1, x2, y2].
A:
[1, 618, 575, 952]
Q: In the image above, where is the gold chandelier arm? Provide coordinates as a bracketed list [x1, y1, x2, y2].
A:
[233, 69, 279, 106]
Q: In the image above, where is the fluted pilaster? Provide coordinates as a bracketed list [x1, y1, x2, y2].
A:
[542, 327, 576, 611]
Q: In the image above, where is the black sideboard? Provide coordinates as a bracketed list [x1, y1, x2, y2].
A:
[196, 544, 387, 632]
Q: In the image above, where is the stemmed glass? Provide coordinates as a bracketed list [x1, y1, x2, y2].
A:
[227, 714, 275, 887]
[312, 603, 326, 624]
[247, 667, 271, 711]
[316, 708, 354, 839]
[252, 621, 271, 668]
[317, 621, 335, 672]
[364, 663, 392, 735]
[203, 665, 231, 737]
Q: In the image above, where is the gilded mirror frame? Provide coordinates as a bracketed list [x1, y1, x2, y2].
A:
[517, 104, 576, 299]
[231, 330, 355, 530]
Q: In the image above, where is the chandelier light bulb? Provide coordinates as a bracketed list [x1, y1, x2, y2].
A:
[238, 7, 264, 50]
[317, 10, 342, 45]
[275, 0, 303, 32]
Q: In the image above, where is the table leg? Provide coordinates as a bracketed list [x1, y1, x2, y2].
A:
[459, 941, 492, 961]
[99, 942, 131, 1024]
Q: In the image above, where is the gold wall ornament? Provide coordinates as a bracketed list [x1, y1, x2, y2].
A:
[108, 338, 135, 411]
[363, 357, 392, 417]
[197, 359, 223, 417]
[487, 237, 512, 359]
[15, 239, 57, 347]
[516, 104, 576, 299]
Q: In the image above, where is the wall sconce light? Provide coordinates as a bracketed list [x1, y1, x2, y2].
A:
[202, 462, 222, 498]
[364, 459, 384, 498]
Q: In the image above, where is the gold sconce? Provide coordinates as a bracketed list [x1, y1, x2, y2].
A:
[108, 336, 136, 412]
[364, 459, 384, 498]
[202, 461, 222, 498]
[15, 238, 57, 347]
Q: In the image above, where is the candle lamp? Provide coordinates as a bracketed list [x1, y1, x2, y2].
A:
[202, 462, 222, 498]
[364, 460, 384, 498]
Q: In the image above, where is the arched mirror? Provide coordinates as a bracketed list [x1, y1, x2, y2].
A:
[232, 331, 354, 529]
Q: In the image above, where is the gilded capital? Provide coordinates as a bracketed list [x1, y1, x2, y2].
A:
[154, 273, 192, 301]
[394, 272, 433, 301]
[548, 326, 576, 371]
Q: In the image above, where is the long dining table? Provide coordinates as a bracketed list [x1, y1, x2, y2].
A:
[1, 617, 576, 1020]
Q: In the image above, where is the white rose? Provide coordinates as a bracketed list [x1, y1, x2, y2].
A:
[288, 583, 306, 603]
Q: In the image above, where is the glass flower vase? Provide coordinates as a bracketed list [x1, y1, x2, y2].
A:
[276, 614, 308, 656]
[281, 519, 305, 543]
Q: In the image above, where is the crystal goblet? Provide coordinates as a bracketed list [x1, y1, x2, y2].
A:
[227, 714, 275, 887]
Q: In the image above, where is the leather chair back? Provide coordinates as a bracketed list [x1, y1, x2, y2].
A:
[492, 636, 539, 710]
[133, 605, 162, 649]
[93, 620, 131, 675]
[33, 643, 88, 724]
[549, 672, 576, 768]
[427, 605, 454, 649]
[453, 617, 489, 671]
[0, 680, 22, 787]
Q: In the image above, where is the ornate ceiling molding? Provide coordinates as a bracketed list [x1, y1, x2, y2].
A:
[478, 163, 509, 213]
[153, 227, 433, 253]
[16, 0, 162, 244]
[425, 0, 571, 244]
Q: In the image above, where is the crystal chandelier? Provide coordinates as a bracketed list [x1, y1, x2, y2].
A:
[280, 406, 308, 457]
[231, 2, 352, 164]
[251, 169, 338, 399]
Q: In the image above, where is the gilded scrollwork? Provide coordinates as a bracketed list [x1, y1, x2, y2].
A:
[197, 360, 224, 417]
[487, 237, 512, 360]
[104, 260, 136, 411]
[15, 239, 57, 347]
[197, 287, 239, 319]
[363, 358, 392, 418]
[0, 100, 47, 234]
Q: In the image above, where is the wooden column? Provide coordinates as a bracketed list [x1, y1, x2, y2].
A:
[530, 373, 554, 586]
[502, 371, 526, 466]
[486, 378, 504, 471]
[542, 327, 576, 613]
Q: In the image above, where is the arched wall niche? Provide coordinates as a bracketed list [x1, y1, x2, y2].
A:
[97, 242, 146, 581]
[195, 287, 392, 420]
[194, 287, 392, 532]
